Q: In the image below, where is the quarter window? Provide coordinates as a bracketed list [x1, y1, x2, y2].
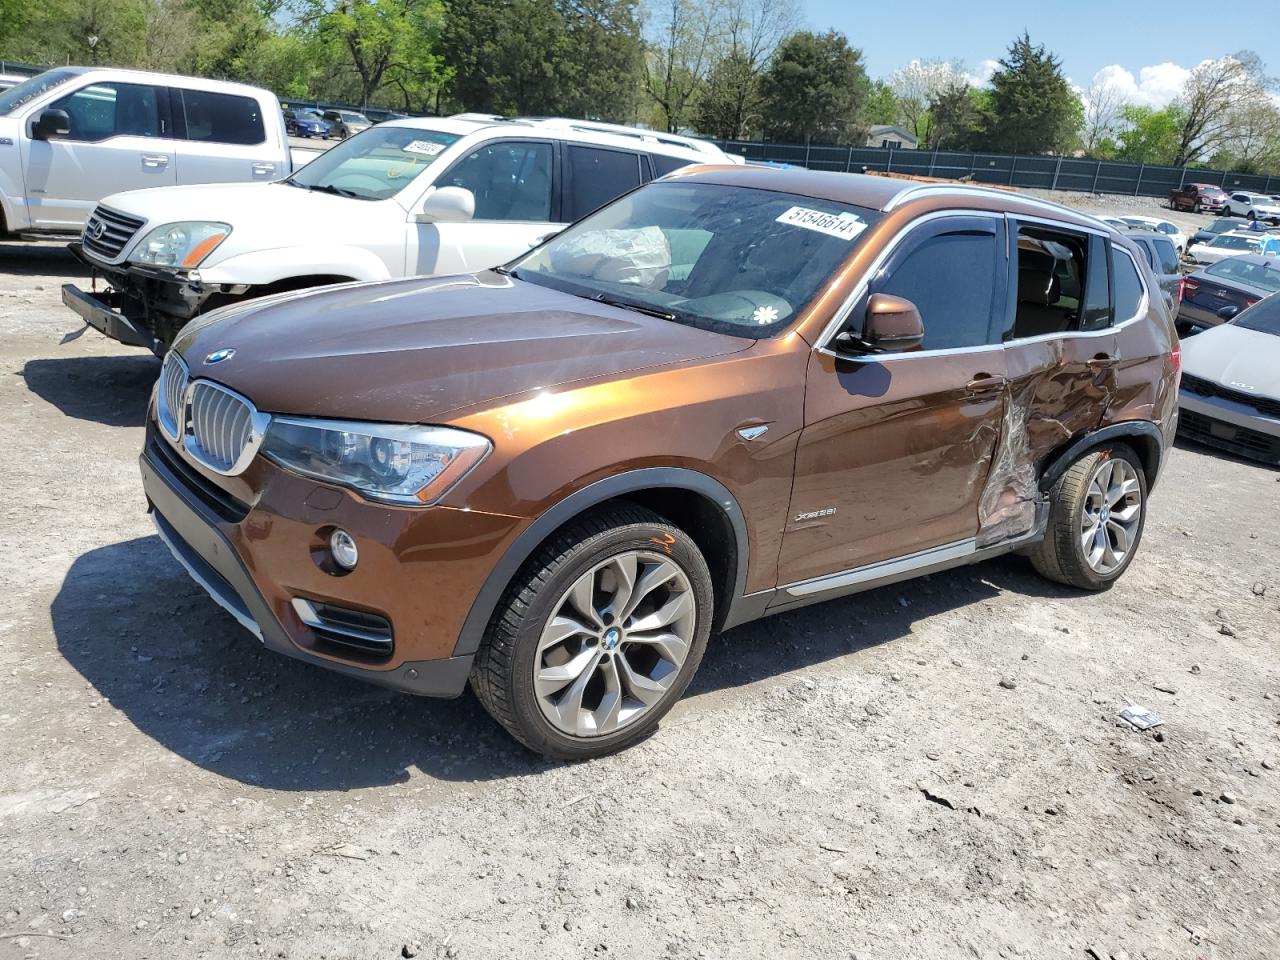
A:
[567, 146, 643, 221]
[1111, 246, 1146, 320]
[441, 141, 553, 221]
[651, 153, 694, 177]
[876, 230, 1001, 350]
[180, 89, 265, 146]
[49, 82, 163, 142]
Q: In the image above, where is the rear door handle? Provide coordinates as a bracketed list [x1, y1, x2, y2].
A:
[1086, 354, 1117, 370]
[965, 374, 1007, 396]
[252, 162, 277, 176]
[141, 154, 169, 169]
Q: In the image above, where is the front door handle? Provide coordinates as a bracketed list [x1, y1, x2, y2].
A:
[252, 162, 277, 176]
[141, 154, 169, 169]
[965, 374, 1007, 396]
[1086, 354, 1117, 370]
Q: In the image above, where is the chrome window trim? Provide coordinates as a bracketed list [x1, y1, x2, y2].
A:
[883, 183, 1114, 230]
[1110, 245, 1151, 325]
[181, 379, 272, 477]
[814, 207, 1134, 361]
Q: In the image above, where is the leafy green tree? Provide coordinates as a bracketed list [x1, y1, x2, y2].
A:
[759, 29, 868, 143]
[696, 50, 756, 139]
[927, 81, 987, 151]
[984, 32, 1081, 154]
[642, 0, 719, 133]
[1114, 105, 1183, 165]
[556, 0, 643, 120]
[861, 80, 897, 126]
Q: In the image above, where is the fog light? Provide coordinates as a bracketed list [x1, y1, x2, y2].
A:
[330, 529, 359, 570]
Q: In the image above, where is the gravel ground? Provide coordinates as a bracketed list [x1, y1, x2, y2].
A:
[1, 197, 1279, 960]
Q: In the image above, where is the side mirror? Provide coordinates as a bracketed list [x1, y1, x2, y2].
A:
[420, 186, 475, 223]
[32, 108, 71, 141]
[836, 293, 925, 353]
[1217, 304, 1240, 321]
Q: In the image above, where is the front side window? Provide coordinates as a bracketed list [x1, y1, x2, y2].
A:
[514, 181, 881, 338]
[441, 141, 553, 221]
[567, 146, 643, 221]
[877, 229, 1001, 350]
[181, 89, 264, 146]
[288, 125, 460, 201]
[49, 82, 162, 142]
[1009, 226, 1089, 339]
[1111, 247, 1146, 321]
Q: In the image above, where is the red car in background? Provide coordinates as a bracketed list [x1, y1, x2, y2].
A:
[1169, 183, 1230, 213]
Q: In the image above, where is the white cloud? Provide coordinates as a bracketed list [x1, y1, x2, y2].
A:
[1087, 62, 1193, 109]
[964, 58, 999, 87]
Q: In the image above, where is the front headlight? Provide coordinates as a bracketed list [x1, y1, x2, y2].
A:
[132, 221, 231, 269]
[262, 418, 491, 505]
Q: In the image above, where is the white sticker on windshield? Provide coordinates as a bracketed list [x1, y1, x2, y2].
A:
[776, 206, 866, 241]
[403, 140, 445, 156]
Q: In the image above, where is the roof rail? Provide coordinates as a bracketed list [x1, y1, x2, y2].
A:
[519, 117, 726, 156]
[884, 181, 1112, 228]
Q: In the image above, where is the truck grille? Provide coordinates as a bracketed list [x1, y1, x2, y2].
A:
[82, 205, 146, 261]
[185, 380, 269, 475]
[155, 352, 270, 476]
[1182, 374, 1280, 420]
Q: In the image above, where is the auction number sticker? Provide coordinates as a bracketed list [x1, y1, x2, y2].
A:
[403, 140, 446, 156]
[776, 206, 866, 241]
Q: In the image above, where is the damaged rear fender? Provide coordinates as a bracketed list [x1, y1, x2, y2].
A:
[1037, 422, 1165, 495]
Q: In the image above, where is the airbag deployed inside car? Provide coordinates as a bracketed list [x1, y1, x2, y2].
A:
[550, 227, 672, 287]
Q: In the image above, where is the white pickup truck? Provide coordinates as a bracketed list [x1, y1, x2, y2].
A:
[0, 66, 291, 238]
[60, 114, 740, 353]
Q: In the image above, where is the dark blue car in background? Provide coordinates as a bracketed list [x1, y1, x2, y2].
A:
[284, 108, 332, 139]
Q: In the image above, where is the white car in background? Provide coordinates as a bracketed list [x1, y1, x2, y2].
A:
[1185, 229, 1280, 266]
[1224, 191, 1280, 223]
[1118, 214, 1187, 256]
[0, 66, 291, 238]
[62, 114, 741, 353]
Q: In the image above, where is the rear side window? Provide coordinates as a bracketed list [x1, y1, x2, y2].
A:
[1009, 225, 1089, 339]
[651, 153, 695, 177]
[877, 230, 1000, 350]
[1111, 247, 1146, 320]
[567, 146, 643, 221]
[1152, 238, 1179, 274]
[180, 89, 265, 146]
[50, 82, 163, 141]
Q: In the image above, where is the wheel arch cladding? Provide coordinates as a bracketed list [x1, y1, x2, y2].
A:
[451, 468, 749, 658]
[1038, 422, 1164, 494]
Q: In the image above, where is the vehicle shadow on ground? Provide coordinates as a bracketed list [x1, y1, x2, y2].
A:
[0, 241, 87, 277]
[1172, 433, 1278, 472]
[54, 535, 1042, 790]
[22, 354, 158, 427]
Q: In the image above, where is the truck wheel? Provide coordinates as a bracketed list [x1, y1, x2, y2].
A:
[471, 506, 713, 760]
[1029, 444, 1147, 591]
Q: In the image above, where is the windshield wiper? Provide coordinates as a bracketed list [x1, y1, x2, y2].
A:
[305, 183, 368, 200]
[589, 292, 675, 321]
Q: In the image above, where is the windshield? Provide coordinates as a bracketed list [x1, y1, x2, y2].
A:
[286, 125, 460, 200]
[1211, 235, 1258, 251]
[0, 68, 84, 116]
[1206, 258, 1280, 294]
[342, 112, 368, 122]
[1207, 219, 1235, 233]
[1234, 294, 1280, 335]
[512, 181, 881, 338]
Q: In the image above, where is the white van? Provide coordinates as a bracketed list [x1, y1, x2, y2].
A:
[61, 114, 740, 353]
[0, 67, 290, 237]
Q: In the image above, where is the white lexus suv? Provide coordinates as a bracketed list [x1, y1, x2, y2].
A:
[62, 114, 740, 353]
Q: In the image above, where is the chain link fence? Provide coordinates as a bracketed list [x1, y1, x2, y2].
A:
[710, 139, 1280, 198]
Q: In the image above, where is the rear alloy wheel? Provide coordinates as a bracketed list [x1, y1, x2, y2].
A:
[1029, 444, 1147, 590]
[471, 506, 712, 759]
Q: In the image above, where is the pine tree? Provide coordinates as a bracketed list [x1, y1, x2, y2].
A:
[984, 32, 1081, 154]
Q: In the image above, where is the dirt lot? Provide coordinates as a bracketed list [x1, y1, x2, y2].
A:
[1, 198, 1278, 960]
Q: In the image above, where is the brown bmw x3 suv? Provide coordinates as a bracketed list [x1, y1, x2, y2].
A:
[140, 166, 1180, 758]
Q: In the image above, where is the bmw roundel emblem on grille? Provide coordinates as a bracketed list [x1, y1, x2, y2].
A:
[205, 348, 236, 365]
[86, 220, 105, 241]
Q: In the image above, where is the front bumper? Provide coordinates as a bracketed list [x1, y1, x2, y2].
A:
[139, 423, 523, 696]
[1178, 390, 1280, 465]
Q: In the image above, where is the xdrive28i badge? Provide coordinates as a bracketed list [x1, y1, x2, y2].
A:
[205, 348, 236, 364]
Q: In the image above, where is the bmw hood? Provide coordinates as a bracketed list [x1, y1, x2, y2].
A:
[173, 272, 753, 423]
[1182, 324, 1280, 399]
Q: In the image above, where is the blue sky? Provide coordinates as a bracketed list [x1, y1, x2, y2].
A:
[802, 0, 1280, 98]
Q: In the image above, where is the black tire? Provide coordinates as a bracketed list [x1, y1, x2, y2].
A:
[1028, 443, 1148, 591]
[470, 505, 714, 760]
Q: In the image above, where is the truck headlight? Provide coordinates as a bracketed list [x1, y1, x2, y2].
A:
[132, 221, 231, 269]
[262, 418, 491, 505]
